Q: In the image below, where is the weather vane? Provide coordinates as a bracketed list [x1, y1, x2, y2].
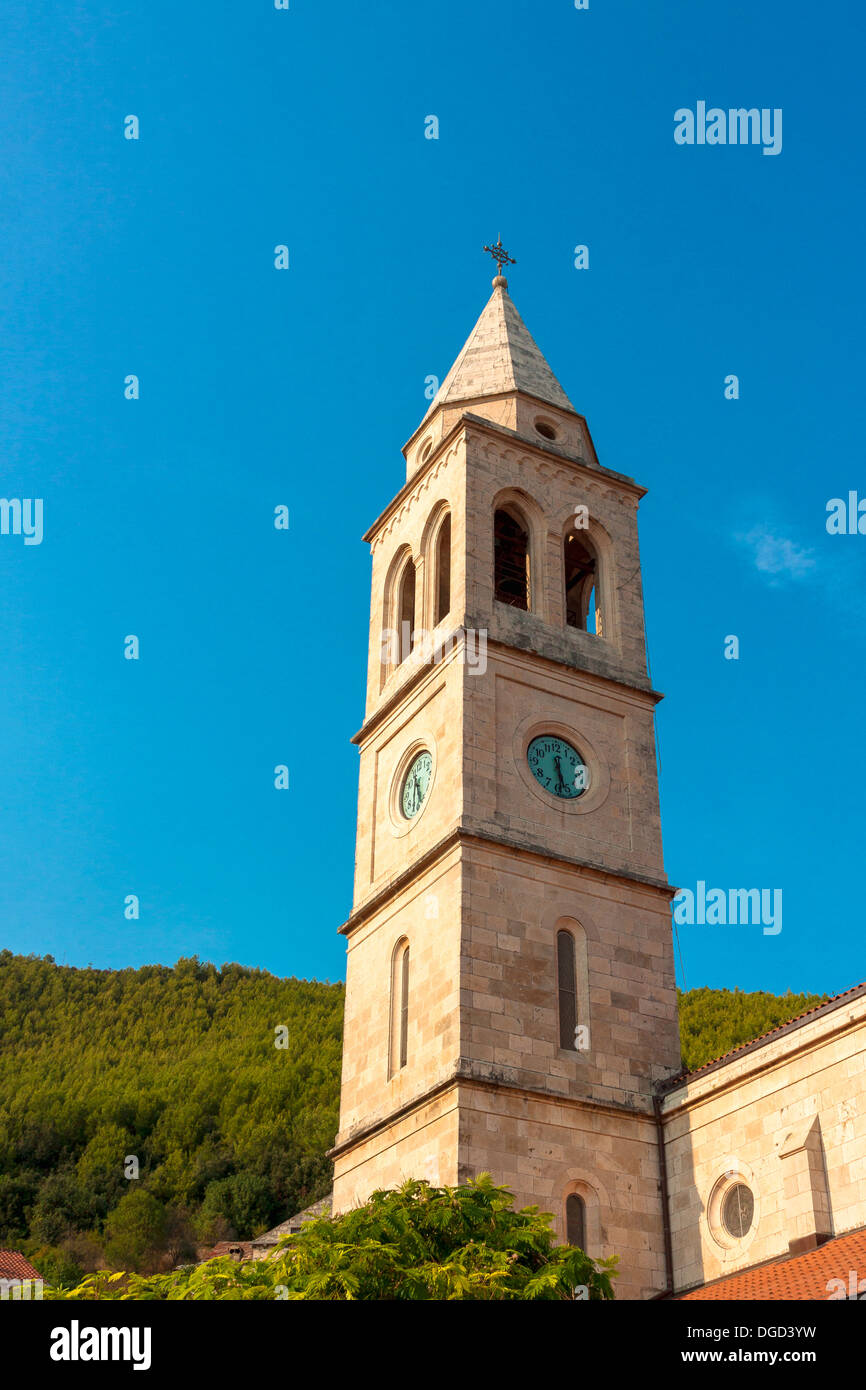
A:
[483, 236, 516, 279]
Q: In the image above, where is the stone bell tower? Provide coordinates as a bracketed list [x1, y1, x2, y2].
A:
[330, 255, 682, 1299]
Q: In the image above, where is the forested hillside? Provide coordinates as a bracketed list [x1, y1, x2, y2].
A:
[0, 950, 828, 1285]
[678, 985, 827, 1072]
[0, 950, 343, 1285]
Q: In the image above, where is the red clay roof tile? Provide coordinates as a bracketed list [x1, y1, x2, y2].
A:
[0, 1250, 42, 1281]
[665, 982, 866, 1089]
[679, 1226, 866, 1300]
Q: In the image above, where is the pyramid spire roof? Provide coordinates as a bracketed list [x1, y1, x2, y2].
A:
[423, 275, 575, 422]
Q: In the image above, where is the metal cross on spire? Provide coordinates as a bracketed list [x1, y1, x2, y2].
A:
[483, 236, 516, 279]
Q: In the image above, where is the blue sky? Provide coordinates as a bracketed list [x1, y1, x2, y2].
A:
[0, 0, 863, 997]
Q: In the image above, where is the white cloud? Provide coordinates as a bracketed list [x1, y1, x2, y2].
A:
[738, 526, 816, 583]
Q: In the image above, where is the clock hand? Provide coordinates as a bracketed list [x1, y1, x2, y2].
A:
[553, 755, 566, 793]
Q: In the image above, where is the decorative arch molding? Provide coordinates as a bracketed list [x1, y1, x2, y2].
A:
[419, 498, 452, 631]
[380, 544, 416, 689]
[491, 485, 547, 620]
[561, 1174, 609, 1256]
[539, 899, 600, 944]
[557, 507, 618, 646]
[477, 441, 615, 497]
[554, 502, 615, 548]
[369, 444, 460, 555]
[703, 1158, 762, 1264]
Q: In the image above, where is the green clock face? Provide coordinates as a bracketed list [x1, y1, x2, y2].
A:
[401, 751, 433, 819]
[527, 735, 588, 799]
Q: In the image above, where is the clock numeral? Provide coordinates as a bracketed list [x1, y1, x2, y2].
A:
[527, 735, 588, 801]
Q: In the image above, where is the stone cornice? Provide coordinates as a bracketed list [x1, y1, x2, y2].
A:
[363, 409, 645, 547]
[402, 389, 593, 457]
[354, 632, 662, 746]
[340, 824, 674, 937]
[459, 411, 644, 498]
[363, 417, 468, 545]
[327, 1066, 656, 1163]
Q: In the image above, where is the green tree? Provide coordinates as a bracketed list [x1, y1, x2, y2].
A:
[28, 1244, 84, 1290]
[0, 951, 343, 1252]
[0, 1172, 38, 1243]
[30, 1168, 102, 1245]
[103, 1190, 168, 1273]
[201, 1173, 275, 1237]
[75, 1123, 131, 1211]
[163, 1205, 198, 1267]
[48, 1176, 618, 1301]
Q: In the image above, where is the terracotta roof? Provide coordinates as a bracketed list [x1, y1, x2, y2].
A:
[678, 1226, 866, 1300]
[662, 982, 866, 1091]
[0, 1250, 41, 1281]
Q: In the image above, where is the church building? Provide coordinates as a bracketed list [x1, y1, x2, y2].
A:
[327, 257, 866, 1299]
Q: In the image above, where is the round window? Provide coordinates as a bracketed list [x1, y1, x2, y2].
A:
[535, 419, 557, 441]
[721, 1183, 754, 1239]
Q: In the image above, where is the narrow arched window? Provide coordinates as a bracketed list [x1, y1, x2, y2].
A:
[398, 562, 416, 663]
[494, 508, 530, 610]
[390, 939, 410, 1076]
[399, 945, 410, 1069]
[564, 532, 601, 634]
[435, 514, 451, 625]
[566, 1193, 586, 1249]
[557, 929, 578, 1050]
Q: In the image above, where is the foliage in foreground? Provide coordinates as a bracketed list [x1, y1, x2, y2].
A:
[45, 1175, 618, 1301]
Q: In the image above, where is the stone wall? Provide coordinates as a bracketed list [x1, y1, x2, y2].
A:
[662, 990, 866, 1293]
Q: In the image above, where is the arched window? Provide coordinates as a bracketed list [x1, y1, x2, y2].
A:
[566, 1193, 586, 1250]
[557, 929, 578, 1050]
[389, 939, 410, 1076]
[494, 508, 530, 610]
[399, 945, 410, 1068]
[381, 546, 416, 688]
[564, 531, 601, 635]
[398, 561, 416, 663]
[435, 514, 451, 625]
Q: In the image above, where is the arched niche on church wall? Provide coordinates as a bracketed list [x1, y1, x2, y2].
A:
[552, 915, 591, 1057]
[419, 499, 453, 633]
[379, 544, 417, 691]
[490, 486, 547, 621]
[560, 1175, 609, 1258]
[557, 507, 618, 648]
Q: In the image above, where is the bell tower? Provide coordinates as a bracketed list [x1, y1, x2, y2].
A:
[330, 260, 682, 1299]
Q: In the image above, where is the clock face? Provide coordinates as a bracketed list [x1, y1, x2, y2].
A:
[401, 751, 433, 819]
[527, 735, 588, 800]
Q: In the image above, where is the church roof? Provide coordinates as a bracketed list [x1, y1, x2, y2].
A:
[660, 981, 866, 1092]
[0, 1250, 41, 1282]
[677, 1224, 866, 1300]
[250, 1193, 333, 1248]
[422, 277, 575, 422]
